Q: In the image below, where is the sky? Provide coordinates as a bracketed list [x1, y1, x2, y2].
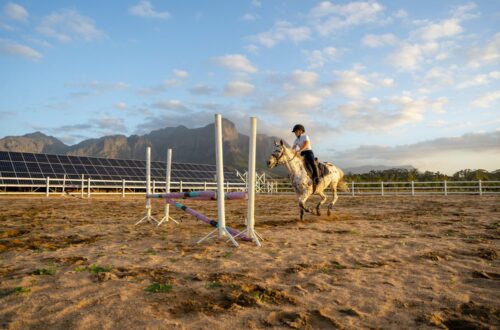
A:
[0, 0, 499, 174]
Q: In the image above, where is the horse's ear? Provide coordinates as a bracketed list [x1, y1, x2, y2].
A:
[274, 140, 279, 147]
[280, 139, 284, 146]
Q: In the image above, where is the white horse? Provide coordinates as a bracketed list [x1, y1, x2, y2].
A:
[267, 140, 348, 220]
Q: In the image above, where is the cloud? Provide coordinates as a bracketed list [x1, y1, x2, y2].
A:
[413, 19, 463, 41]
[251, 21, 310, 48]
[212, 54, 257, 73]
[303, 47, 338, 69]
[152, 100, 189, 111]
[66, 80, 128, 91]
[291, 70, 319, 87]
[135, 110, 215, 134]
[37, 10, 103, 42]
[4, 2, 28, 22]
[129, 1, 170, 19]
[471, 90, 500, 108]
[451, 2, 479, 20]
[251, 0, 261, 7]
[173, 69, 188, 78]
[0, 39, 42, 60]
[362, 33, 398, 47]
[333, 130, 500, 173]
[467, 32, 500, 68]
[114, 102, 127, 110]
[387, 42, 439, 71]
[241, 13, 257, 21]
[457, 71, 500, 89]
[95, 117, 126, 132]
[50, 123, 93, 133]
[222, 81, 255, 97]
[189, 84, 216, 95]
[329, 70, 373, 98]
[336, 96, 448, 131]
[308, 1, 384, 36]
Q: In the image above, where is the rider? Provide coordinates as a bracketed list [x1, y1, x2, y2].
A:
[292, 124, 320, 190]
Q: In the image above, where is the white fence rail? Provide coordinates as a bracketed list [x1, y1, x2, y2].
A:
[0, 176, 499, 196]
[264, 180, 500, 196]
[0, 176, 246, 196]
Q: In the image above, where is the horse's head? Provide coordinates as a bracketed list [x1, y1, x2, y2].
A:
[267, 140, 290, 169]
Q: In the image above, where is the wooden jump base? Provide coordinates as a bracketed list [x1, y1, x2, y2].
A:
[136, 114, 262, 247]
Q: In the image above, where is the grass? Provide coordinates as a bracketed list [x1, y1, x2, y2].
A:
[205, 281, 222, 290]
[88, 264, 112, 274]
[222, 251, 232, 258]
[32, 268, 56, 275]
[142, 248, 157, 256]
[145, 283, 172, 293]
[0, 287, 30, 298]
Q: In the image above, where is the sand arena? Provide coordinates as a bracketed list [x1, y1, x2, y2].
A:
[0, 195, 498, 329]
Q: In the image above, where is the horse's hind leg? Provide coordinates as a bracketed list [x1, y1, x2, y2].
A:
[316, 191, 327, 216]
[327, 184, 339, 216]
[298, 193, 313, 220]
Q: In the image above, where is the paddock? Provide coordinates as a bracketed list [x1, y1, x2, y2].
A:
[0, 194, 498, 329]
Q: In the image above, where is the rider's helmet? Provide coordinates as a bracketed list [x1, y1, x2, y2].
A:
[292, 124, 305, 133]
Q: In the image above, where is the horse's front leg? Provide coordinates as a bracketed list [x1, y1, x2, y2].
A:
[298, 193, 313, 220]
[316, 191, 327, 216]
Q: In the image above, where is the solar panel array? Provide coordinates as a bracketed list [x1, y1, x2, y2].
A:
[0, 151, 242, 185]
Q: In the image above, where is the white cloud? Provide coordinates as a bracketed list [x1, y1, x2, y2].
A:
[329, 70, 372, 98]
[467, 33, 500, 68]
[337, 96, 448, 131]
[152, 100, 188, 111]
[251, 0, 261, 7]
[174, 69, 188, 79]
[303, 47, 338, 69]
[423, 67, 455, 87]
[333, 130, 500, 173]
[0, 39, 42, 60]
[387, 42, 439, 71]
[308, 1, 384, 36]
[223, 80, 255, 97]
[129, 1, 170, 19]
[362, 33, 398, 47]
[4, 2, 28, 22]
[414, 19, 463, 41]
[114, 102, 127, 110]
[95, 117, 126, 132]
[451, 2, 479, 20]
[38, 10, 102, 42]
[251, 21, 310, 48]
[189, 84, 215, 95]
[457, 71, 500, 89]
[212, 54, 257, 73]
[66, 81, 128, 91]
[291, 70, 319, 87]
[241, 13, 257, 21]
[471, 90, 500, 108]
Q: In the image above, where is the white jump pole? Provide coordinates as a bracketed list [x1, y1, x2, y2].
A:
[135, 147, 159, 225]
[158, 148, 179, 226]
[197, 113, 238, 247]
[234, 117, 262, 246]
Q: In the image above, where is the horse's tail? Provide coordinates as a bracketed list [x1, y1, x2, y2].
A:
[336, 167, 350, 192]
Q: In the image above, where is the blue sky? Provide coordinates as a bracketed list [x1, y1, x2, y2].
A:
[0, 0, 499, 174]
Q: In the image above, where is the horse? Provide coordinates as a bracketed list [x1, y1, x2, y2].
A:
[266, 140, 348, 220]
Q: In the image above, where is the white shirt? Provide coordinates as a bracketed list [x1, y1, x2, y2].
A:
[293, 134, 312, 152]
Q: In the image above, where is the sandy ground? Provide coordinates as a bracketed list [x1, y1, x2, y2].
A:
[0, 194, 499, 329]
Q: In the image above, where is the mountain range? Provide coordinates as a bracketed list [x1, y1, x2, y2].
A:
[0, 119, 282, 173]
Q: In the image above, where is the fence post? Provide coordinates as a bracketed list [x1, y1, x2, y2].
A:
[226, 181, 229, 192]
[180, 180, 183, 192]
[204, 181, 207, 191]
[87, 177, 91, 198]
[444, 180, 447, 196]
[46, 176, 50, 197]
[152, 179, 156, 194]
[122, 179, 126, 197]
[381, 181, 384, 196]
[411, 181, 415, 196]
[81, 174, 84, 198]
[479, 180, 482, 196]
[62, 174, 66, 195]
[351, 181, 355, 196]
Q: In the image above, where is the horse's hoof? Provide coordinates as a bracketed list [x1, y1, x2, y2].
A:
[327, 210, 331, 216]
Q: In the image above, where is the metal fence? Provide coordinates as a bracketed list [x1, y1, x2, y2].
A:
[0, 176, 499, 197]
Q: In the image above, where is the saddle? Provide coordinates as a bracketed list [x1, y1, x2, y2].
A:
[303, 158, 331, 181]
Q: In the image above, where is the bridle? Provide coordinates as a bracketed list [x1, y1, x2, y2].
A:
[271, 146, 297, 165]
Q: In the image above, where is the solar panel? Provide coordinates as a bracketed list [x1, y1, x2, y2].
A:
[0, 150, 244, 186]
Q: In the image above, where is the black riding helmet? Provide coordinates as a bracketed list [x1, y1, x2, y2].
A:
[292, 124, 305, 132]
